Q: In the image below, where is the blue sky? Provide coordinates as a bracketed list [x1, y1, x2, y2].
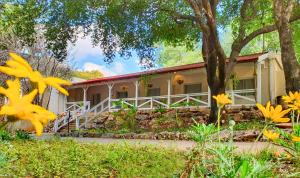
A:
[67, 35, 155, 76]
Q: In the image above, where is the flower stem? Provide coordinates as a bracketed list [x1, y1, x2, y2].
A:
[250, 123, 269, 152]
[217, 107, 222, 143]
[297, 112, 299, 126]
[292, 110, 295, 130]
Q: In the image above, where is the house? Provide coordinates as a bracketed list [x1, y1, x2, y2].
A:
[53, 52, 286, 132]
[48, 77, 86, 114]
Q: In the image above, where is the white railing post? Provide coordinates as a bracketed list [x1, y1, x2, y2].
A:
[107, 84, 114, 112]
[231, 90, 235, 105]
[208, 86, 211, 107]
[135, 80, 139, 107]
[167, 79, 171, 108]
[53, 120, 58, 132]
[75, 116, 79, 129]
[83, 87, 88, 112]
[150, 97, 153, 109]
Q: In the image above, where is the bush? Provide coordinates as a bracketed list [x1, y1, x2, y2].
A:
[0, 130, 12, 141]
[15, 130, 32, 140]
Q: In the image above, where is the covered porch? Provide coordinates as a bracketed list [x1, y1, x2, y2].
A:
[66, 63, 257, 112]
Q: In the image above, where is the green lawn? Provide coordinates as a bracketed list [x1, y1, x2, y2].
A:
[0, 139, 185, 177]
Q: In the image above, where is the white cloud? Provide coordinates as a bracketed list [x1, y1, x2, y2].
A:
[83, 62, 116, 77]
[68, 35, 103, 60]
[112, 62, 125, 73]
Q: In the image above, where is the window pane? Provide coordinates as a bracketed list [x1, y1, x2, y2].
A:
[184, 84, 202, 94]
[147, 88, 160, 96]
[236, 79, 255, 90]
[92, 94, 101, 105]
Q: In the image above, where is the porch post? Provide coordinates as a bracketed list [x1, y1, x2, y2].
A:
[167, 79, 171, 108]
[108, 84, 114, 111]
[135, 81, 139, 107]
[208, 86, 211, 107]
[63, 95, 67, 112]
[83, 87, 88, 112]
[256, 62, 262, 103]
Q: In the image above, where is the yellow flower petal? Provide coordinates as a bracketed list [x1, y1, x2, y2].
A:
[37, 81, 47, 94]
[29, 117, 44, 136]
[22, 89, 38, 103]
[263, 130, 279, 141]
[292, 135, 300, 142]
[9, 52, 33, 72]
[0, 105, 17, 115]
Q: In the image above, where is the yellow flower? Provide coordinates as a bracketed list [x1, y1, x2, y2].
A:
[213, 94, 232, 107]
[0, 53, 71, 95]
[282, 91, 300, 111]
[282, 91, 300, 104]
[292, 135, 300, 142]
[263, 130, 279, 141]
[0, 79, 57, 136]
[256, 102, 290, 123]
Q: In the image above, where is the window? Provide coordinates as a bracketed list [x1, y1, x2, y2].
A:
[117, 91, 128, 98]
[235, 79, 255, 90]
[184, 83, 202, 94]
[147, 88, 160, 96]
[92, 94, 101, 106]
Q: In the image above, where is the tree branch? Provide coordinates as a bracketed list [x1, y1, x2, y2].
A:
[241, 12, 300, 48]
[158, 7, 196, 21]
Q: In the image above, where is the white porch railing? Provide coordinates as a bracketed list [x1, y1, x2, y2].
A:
[66, 101, 90, 112]
[227, 89, 256, 106]
[53, 101, 90, 132]
[110, 92, 210, 110]
[53, 89, 256, 132]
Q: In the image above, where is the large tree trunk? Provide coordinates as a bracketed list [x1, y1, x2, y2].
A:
[202, 31, 227, 124]
[274, 0, 300, 92]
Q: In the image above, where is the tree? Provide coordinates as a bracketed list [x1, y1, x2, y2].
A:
[273, 0, 300, 91]
[0, 3, 72, 108]
[3, 0, 300, 122]
[72, 70, 103, 80]
[158, 45, 202, 67]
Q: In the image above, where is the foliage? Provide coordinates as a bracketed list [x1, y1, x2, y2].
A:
[0, 130, 12, 141]
[111, 100, 138, 132]
[0, 139, 185, 177]
[189, 122, 217, 144]
[182, 119, 275, 177]
[15, 130, 32, 140]
[232, 120, 265, 131]
[71, 70, 103, 80]
[158, 45, 202, 67]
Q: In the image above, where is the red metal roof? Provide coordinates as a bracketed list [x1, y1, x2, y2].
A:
[72, 53, 262, 86]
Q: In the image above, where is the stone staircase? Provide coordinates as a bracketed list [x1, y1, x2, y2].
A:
[58, 120, 77, 133]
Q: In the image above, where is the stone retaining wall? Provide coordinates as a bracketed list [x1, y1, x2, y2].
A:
[86, 106, 262, 131]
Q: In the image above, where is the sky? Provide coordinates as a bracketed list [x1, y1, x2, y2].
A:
[67, 35, 152, 77]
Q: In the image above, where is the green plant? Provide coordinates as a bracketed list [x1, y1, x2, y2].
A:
[0, 152, 7, 168]
[15, 130, 32, 140]
[189, 121, 217, 144]
[154, 105, 167, 113]
[0, 130, 12, 141]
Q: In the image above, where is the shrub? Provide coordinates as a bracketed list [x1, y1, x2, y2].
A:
[0, 130, 12, 141]
[15, 130, 32, 140]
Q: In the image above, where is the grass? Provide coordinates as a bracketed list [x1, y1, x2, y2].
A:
[229, 120, 265, 131]
[0, 139, 185, 177]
